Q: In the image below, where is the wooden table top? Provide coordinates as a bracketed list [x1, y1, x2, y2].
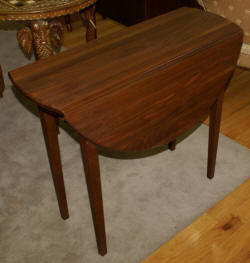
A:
[9, 8, 243, 152]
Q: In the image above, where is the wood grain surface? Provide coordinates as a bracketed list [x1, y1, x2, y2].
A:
[142, 179, 250, 263]
[62, 13, 250, 149]
[9, 8, 243, 152]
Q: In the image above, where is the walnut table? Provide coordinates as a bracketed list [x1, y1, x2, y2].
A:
[9, 8, 243, 256]
[0, 0, 97, 96]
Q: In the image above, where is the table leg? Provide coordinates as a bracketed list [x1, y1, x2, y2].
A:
[81, 5, 97, 42]
[168, 139, 176, 151]
[0, 65, 4, 98]
[39, 109, 69, 220]
[65, 15, 72, 32]
[31, 20, 54, 60]
[207, 91, 224, 179]
[79, 137, 107, 256]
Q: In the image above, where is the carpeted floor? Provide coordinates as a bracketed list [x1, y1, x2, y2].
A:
[0, 27, 249, 263]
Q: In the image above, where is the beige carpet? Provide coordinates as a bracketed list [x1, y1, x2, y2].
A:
[0, 27, 249, 263]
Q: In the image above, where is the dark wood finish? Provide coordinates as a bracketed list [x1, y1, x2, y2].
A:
[79, 137, 107, 256]
[168, 140, 176, 151]
[9, 8, 243, 255]
[9, 8, 243, 152]
[39, 109, 69, 220]
[96, 0, 200, 26]
[207, 91, 224, 179]
[0, 65, 4, 97]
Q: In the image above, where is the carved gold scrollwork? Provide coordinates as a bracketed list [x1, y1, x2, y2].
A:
[17, 26, 32, 55]
[49, 20, 63, 49]
[31, 20, 53, 59]
[17, 19, 63, 60]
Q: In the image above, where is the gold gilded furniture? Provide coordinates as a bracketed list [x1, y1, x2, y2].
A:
[0, 0, 97, 96]
[0, 0, 97, 58]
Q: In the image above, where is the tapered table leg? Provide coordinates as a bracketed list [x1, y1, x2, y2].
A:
[0, 65, 5, 98]
[39, 109, 69, 220]
[207, 91, 224, 179]
[79, 137, 107, 256]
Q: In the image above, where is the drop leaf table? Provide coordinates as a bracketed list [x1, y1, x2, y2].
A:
[9, 8, 243, 256]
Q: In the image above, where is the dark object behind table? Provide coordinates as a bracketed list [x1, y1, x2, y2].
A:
[96, 0, 201, 26]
